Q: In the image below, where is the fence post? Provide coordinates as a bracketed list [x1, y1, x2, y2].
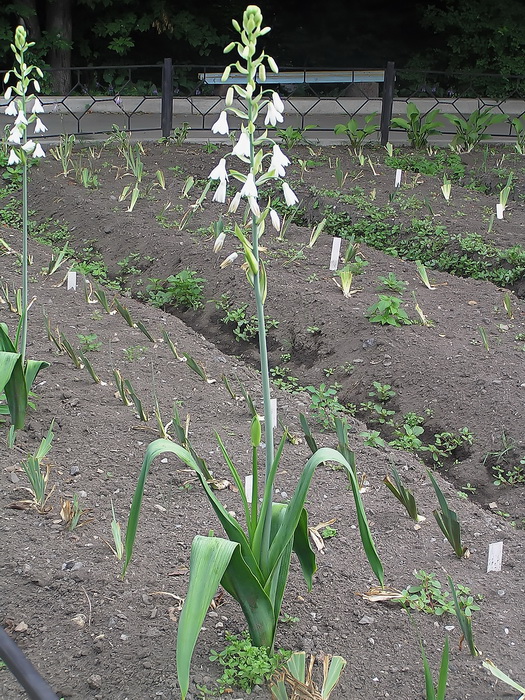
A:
[161, 58, 173, 138]
[380, 61, 395, 146]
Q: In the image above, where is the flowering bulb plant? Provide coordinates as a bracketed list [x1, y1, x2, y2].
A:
[3, 26, 47, 359]
[0, 26, 49, 435]
[122, 7, 384, 698]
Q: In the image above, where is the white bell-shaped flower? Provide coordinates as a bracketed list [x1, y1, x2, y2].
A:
[232, 131, 251, 158]
[282, 182, 298, 206]
[209, 158, 228, 181]
[8, 149, 20, 165]
[4, 101, 17, 117]
[31, 97, 44, 114]
[240, 172, 258, 199]
[213, 179, 228, 203]
[211, 110, 229, 135]
[34, 118, 47, 134]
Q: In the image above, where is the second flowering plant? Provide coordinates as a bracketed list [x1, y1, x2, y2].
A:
[122, 6, 384, 698]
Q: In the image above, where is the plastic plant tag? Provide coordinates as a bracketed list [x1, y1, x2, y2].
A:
[270, 397, 277, 429]
[329, 237, 342, 271]
[245, 474, 253, 503]
[67, 270, 77, 290]
[394, 169, 402, 187]
[487, 541, 503, 572]
[496, 203, 504, 220]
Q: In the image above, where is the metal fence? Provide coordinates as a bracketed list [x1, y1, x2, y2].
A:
[1, 61, 525, 144]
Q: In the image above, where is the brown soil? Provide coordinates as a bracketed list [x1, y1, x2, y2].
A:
[1, 141, 524, 700]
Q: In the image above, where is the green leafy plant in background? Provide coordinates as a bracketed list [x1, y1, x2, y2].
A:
[334, 113, 379, 155]
[366, 294, 412, 326]
[390, 103, 443, 149]
[122, 8, 384, 699]
[146, 270, 206, 310]
[445, 108, 508, 153]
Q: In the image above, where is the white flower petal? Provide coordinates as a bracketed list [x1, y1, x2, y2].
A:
[264, 102, 283, 127]
[213, 232, 226, 253]
[249, 198, 261, 217]
[282, 182, 298, 207]
[33, 118, 48, 134]
[272, 92, 284, 113]
[232, 131, 251, 158]
[211, 110, 229, 135]
[212, 179, 227, 203]
[31, 97, 44, 113]
[209, 158, 228, 181]
[8, 127, 22, 145]
[5, 101, 17, 116]
[269, 143, 290, 177]
[33, 143, 46, 158]
[220, 252, 238, 269]
[228, 191, 242, 213]
[269, 209, 281, 232]
[14, 111, 28, 126]
[240, 173, 258, 199]
[8, 149, 20, 165]
[22, 140, 36, 153]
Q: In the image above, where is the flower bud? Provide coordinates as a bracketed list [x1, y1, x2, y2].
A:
[14, 26, 27, 50]
[213, 232, 226, 253]
[251, 415, 261, 447]
[225, 87, 234, 107]
[220, 252, 238, 269]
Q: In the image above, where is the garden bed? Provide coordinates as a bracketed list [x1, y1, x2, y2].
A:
[1, 139, 524, 699]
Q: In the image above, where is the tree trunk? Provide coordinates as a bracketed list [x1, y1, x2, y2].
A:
[18, 0, 42, 42]
[47, 0, 72, 94]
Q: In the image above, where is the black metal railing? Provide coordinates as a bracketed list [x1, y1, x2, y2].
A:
[1, 61, 525, 143]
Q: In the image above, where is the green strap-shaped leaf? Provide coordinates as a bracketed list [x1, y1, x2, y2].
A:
[0, 324, 16, 352]
[286, 651, 306, 683]
[322, 656, 347, 699]
[220, 543, 276, 648]
[123, 439, 260, 580]
[267, 447, 384, 587]
[176, 536, 238, 699]
[0, 352, 20, 395]
[1, 351, 27, 430]
[24, 359, 50, 393]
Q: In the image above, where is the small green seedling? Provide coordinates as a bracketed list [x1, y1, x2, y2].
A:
[428, 471, 469, 558]
[366, 295, 412, 326]
[383, 468, 424, 522]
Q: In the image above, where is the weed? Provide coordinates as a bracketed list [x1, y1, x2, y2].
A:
[147, 270, 206, 311]
[321, 525, 337, 539]
[276, 124, 317, 149]
[378, 272, 407, 293]
[305, 383, 349, 431]
[218, 302, 279, 342]
[390, 103, 443, 149]
[334, 113, 379, 154]
[77, 333, 102, 352]
[366, 295, 412, 326]
[401, 570, 480, 617]
[124, 345, 148, 362]
[360, 430, 386, 448]
[209, 632, 290, 694]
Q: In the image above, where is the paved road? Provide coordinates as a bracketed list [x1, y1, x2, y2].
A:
[1, 96, 522, 145]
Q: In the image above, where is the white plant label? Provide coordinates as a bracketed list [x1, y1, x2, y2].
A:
[245, 474, 253, 504]
[270, 398, 277, 429]
[487, 541, 503, 572]
[394, 169, 402, 187]
[67, 270, 77, 290]
[496, 203, 504, 220]
[329, 237, 342, 271]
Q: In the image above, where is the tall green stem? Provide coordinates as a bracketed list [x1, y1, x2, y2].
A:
[246, 57, 274, 570]
[20, 45, 28, 364]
